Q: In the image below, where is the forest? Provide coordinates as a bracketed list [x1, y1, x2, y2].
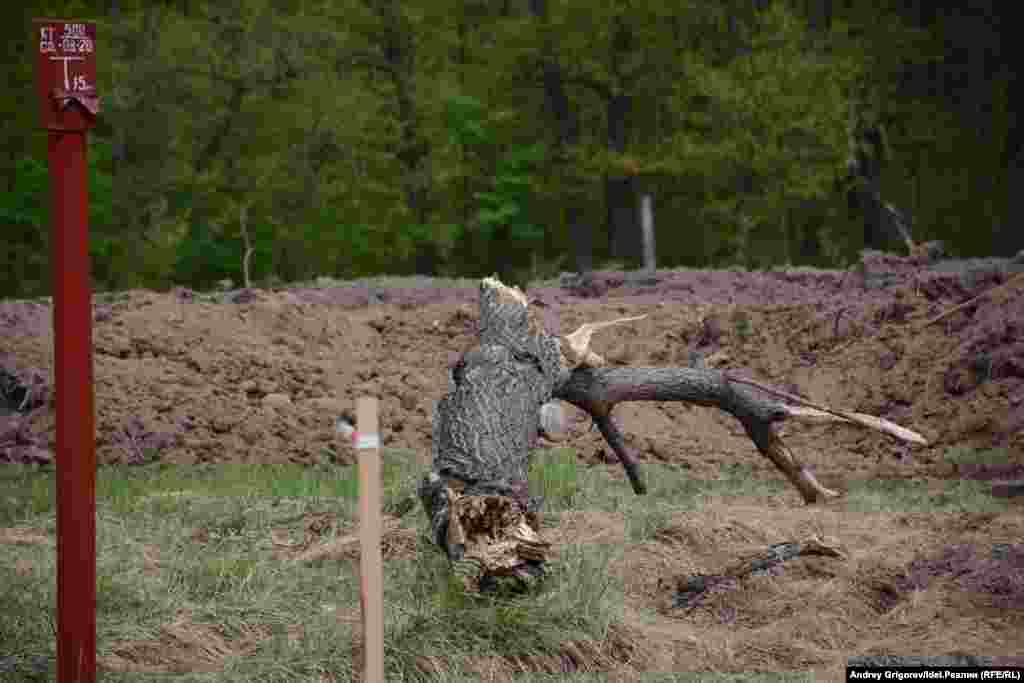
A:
[1, 0, 1019, 298]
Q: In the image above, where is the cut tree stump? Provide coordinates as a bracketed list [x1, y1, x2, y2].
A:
[417, 277, 928, 591]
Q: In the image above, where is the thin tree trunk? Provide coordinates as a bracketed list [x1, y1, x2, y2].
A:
[605, 33, 639, 263]
[239, 204, 253, 289]
[606, 175, 638, 263]
[998, 72, 1024, 255]
[640, 194, 657, 275]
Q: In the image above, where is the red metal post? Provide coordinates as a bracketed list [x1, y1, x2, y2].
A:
[34, 19, 99, 683]
[50, 129, 97, 683]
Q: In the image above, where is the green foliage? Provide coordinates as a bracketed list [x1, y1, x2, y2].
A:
[303, 209, 377, 279]
[446, 94, 494, 148]
[87, 139, 116, 231]
[0, 0, 1014, 297]
[0, 139, 117, 297]
[173, 219, 238, 290]
[530, 448, 581, 511]
[394, 221, 465, 274]
[731, 309, 754, 341]
[86, 140, 121, 288]
[473, 141, 547, 244]
[655, 2, 866, 265]
[445, 93, 547, 277]
[0, 156, 48, 230]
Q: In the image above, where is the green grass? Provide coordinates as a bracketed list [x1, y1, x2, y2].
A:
[0, 446, 1012, 681]
[842, 477, 1010, 514]
[384, 539, 623, 678]
[0, 451, 424, 524]
[530, 447, 583, 508]
[0, 449, 626, 681]
[942, 446, 1013, 467]
[730, 309, 754, 340]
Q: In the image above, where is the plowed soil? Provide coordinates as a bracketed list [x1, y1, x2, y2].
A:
[2, 250, 1023, 677]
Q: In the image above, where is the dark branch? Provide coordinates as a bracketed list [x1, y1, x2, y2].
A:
[418, 277, 926, 590]
[592, 409, 646, 494]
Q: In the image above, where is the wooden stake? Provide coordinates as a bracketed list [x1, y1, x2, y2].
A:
[356, 397, 384, 682]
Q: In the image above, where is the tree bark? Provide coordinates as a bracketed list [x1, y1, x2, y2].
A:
[846, 108, 915, 253]
[998, 71, 1024, 256]
[605, 85, 639, 262]
[418, 277, 927, 592]
[239, 203, 253, 289]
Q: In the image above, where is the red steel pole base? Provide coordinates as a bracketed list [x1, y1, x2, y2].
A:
[49, 128, 97, 683]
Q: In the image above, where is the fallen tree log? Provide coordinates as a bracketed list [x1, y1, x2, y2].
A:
[417, 277, 928, 591]
[664, 535, 846, 613]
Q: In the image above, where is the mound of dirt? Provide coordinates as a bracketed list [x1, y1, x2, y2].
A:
[2, 252, 1022, 485]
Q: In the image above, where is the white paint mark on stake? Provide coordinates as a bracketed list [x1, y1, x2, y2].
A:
[50, 55, 84, 90]
[539, 401, 567, 441]
[356, 433, 380, 450]
[357, 397, 384, 683]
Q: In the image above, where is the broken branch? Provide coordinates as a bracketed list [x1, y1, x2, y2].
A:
[418, 277, 929, 590]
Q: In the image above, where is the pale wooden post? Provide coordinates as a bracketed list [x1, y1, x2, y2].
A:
[640, 194, 657, 276]
[356, 397, 384, 682]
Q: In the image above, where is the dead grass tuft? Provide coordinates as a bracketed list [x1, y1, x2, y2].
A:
[100, 610, 271, 674]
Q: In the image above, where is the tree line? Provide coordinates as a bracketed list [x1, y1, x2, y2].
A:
[1, 0, 1018, 298]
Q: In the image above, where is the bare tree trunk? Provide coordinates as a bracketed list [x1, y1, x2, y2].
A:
[604, 14, 640, 263]
[640, 194, 657, 276]
[606, 91, 639, 264]
[998, 73, 1024, 256]
[418, 277, 927, 592]
[846, 104, 915, 253]
[606, 177, 638, 263]
[239, 204, 253, 289]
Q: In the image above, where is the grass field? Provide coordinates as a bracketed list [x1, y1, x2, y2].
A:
[0, 447, 1012, 681]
